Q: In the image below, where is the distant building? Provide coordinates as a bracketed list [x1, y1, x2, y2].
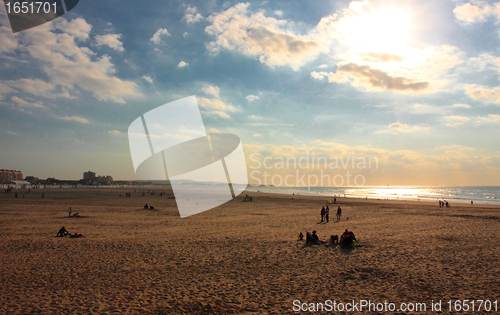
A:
[0, 169, 23, 183]
[96, 175, 113, 185]
[25, 176, 40, 183]
[83, 171, 96, 181]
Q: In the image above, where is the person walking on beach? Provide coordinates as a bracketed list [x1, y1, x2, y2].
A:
[320, 206, 326, 222]
[325, 206, 330, 223]
[336, 206, 342, 222]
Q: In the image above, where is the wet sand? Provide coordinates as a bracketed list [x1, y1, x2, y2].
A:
[0, 188, 499, 314]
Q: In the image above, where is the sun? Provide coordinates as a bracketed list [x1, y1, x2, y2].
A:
[341, 7, 411, 53]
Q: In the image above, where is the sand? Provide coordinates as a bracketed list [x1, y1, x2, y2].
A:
[0, 188, 499, 314]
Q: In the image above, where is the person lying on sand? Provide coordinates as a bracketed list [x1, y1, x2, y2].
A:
[57, 227, 69, 237]
[69, 233, 83, 238]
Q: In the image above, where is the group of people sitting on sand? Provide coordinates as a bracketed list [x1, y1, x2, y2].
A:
[298, 229, 359, 248]
[56, 227, 83, 238]
[242, 194, 253, 202]
[144, 204, 155, 210]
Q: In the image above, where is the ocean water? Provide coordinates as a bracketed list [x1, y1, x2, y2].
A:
[246, 185, 500, 205]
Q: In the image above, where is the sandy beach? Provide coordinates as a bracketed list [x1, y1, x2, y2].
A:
[0, 188, 499, 314]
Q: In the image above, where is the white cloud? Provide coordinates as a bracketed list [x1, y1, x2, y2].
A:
[476, 114, 500, 124]
[95, 34, 125, 52]
[178, 61, 189, 68]
[435, 145, 475, 151]
[11, 96, 45, 109]
[150, 28, 171, 44]
[274, 10, 283, 17]
[142, 75, 153, 83]
[453, 2, 500, 23]
[197, 97, 236, 112]
[452, 103, 471, 108]
[378, 122, 430, 134]
[59, 116, 90, 124]
[317, 64, 328, 68]
[183, 32, 189, 37]
[445, 115, 470, 127]
[465, 84, 500, 104]
[108, 130, 123, 135]
[0, 26, 18, 54]
[205, 3, 325, 70]
[6, 79, 72, 99]
[184, 6, 204, 23]
[202, 85, 220, 97]
[5, 18, 141, 103]
[253, 133, 262, 137]
[208, 128, 221, 134]
[246, 94, 260, 101]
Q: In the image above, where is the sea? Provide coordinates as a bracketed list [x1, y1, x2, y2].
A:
[246, 185, 500, 205]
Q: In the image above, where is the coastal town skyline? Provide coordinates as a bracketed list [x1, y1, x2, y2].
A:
[1, 0, 500, 186]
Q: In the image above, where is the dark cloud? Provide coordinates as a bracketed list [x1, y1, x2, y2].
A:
[338, 63, 430, 92]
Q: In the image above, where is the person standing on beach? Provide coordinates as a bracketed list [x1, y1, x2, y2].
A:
[320, 206, 326, 222]
[336, 206, 342, 222]
[325, 206, 330, 223]
[68, 207, 72, 217]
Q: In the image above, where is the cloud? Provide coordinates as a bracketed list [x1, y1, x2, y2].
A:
[205, 3, 324, 70]
[465, 84, 500, 104]
[202, 85, 220, 97]
[445, 115, 470, 127]
[108, 130, 123, 135]
[452, 103, 471, 108]
[435, 145, 475, 151]
[206, 111, 230, 119]
[378, 122, 430, 134]
[248, 114, 264, 120]
[11, 96, 45, 109]
[59, 116, 90, 123]
[6, 79, 72, 99]
[313, 63, 430, 93]
[94, 34, 124, 52]
[317, 64, 328, 69]
[150, 28, 171, 44]
[246, 94, 260, 101]
[359, 53, 404, 63]
[476, 114, 500, 124]
[338, 63, 430, 92]
[142, 75, 153, 83]
[6, 18, 141, 103]
[253, 133, 262, 137]
[0, 26, 18, 54]
[184, 6, 204, 23]
[178, 61, 189, 68]
[310, 71, 349, 83]
[453, 2, 500, 23]
[197, 97, 236, 112]
[208, 128, 221, 134]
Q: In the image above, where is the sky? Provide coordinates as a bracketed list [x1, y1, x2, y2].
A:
[1, 0, 500, 186]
